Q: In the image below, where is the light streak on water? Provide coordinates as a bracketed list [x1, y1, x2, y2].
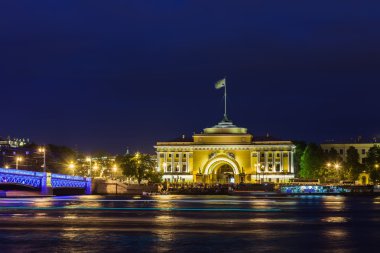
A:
[0, 206, 282, 212]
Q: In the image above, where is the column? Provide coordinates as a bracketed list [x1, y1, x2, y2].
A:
[186, 152, 189, 173]
[257, 151, 260, 172]
[171, 152, 174, 173]
[164, 153, 168, 172]
[280, 151, 283, 172]
[290, 151, 294, 173]
[179, 152, 182, 173]
[288, 151, 291, 173]
[157, 152, 161, 171]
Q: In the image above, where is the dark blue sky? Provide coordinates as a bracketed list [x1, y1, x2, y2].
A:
[1, 1, 379, 154]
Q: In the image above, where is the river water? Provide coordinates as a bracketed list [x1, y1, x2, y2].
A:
[0, 194, 379, 252]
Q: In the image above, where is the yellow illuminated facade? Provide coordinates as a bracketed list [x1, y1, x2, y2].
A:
[155, 118, 295, 184]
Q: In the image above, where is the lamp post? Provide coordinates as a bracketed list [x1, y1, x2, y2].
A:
[112, 165, 117, 179]
[69, 161, 75, 176]
[38, 147, 46, 173]
[86, 157, 92, 177]
[15, 156, 23, 169]
[255, 163, 260, 183]
[93, 163, 98, 178]
[261, 164, 265, 183]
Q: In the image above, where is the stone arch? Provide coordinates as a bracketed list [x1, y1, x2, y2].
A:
[203, 155, 240, 175]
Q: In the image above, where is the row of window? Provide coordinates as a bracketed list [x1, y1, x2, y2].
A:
[165, 164, 187, 173]
[324, 149, 367, 155]
[253, 153, 288, 158]
[160, 153, 188, 158]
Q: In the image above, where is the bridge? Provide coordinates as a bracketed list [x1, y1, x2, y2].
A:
[0, 168, 91, 195]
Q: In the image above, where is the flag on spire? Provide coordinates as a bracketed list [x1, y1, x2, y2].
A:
[215, 78, 226, 89]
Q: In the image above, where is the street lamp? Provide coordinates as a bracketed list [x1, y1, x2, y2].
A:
[327, 162, 341, 183]
[38, 147, 46, 173]
[15, 156, 23, 169]
[112, 165, 117, 178]
[86, 157, 92, 177]
[69, 161, 75, 175]
[93, 163, 98, 177]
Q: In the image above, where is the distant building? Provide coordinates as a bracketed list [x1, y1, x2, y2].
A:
[321, 137, 379, 164]
[0, 136, 30, 148]
[155, 117, 295, 184]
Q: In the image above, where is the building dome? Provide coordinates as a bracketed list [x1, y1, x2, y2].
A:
[203, 117, 248, 134]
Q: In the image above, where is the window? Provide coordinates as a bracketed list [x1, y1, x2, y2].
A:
[160, 154, 164, 158]
[340, 149, 344, 155]
[176, 154, 179, 158]
[362, 149, 366, 155]
[277, 153, 280, 158]
[183, 154, 186, 158]
[362, 158, 366, 164]
[167, 165, 172, 172]
[182, 165, 186, 172]
[269, 153, 273, 158]
[168, 154, 172, 158]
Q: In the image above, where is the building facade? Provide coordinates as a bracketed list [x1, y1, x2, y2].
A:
[321, 140, 379, 164]
[155, 118, 295, 184]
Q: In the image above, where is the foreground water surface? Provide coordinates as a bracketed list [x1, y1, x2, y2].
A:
[0, 194, 380, 252]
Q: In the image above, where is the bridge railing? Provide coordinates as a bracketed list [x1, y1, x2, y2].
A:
[0, 168, 44, 177]
[0, 168, 92, 195]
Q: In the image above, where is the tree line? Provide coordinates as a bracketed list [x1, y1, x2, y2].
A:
[295, 142, 380, 183]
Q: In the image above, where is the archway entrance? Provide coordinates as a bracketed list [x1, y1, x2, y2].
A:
[202, 154, 240, 184]
[212, 164, 235, 184]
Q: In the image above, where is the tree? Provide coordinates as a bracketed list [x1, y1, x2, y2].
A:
[46, 144, 77, 173]
[293, 141, 307, 177]
[345, 146, 362, 180]
[366, 145, 380, 183]
[300, 143, 325, 179]
[325, 148, 346, 180]
[326, 148, 340, 162]
[118, 152, 162, 184]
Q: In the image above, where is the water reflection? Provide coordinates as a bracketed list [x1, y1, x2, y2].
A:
[321, 217, 349, 223]
[322, 196, 346, 211]
[0, 195, 379, 252]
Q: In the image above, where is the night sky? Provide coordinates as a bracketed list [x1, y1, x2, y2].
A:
[1, 1, 379, 154]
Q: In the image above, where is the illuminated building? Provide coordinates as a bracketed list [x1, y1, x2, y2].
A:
[321, 137, 379, 164]
[155, 117, 295, 184]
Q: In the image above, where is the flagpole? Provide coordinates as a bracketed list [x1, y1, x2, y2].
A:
[224, 78, 227, 120]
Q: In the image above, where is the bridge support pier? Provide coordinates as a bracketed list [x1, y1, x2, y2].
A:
[85, 178, 92, 194]
[41, 172, 53, 195]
